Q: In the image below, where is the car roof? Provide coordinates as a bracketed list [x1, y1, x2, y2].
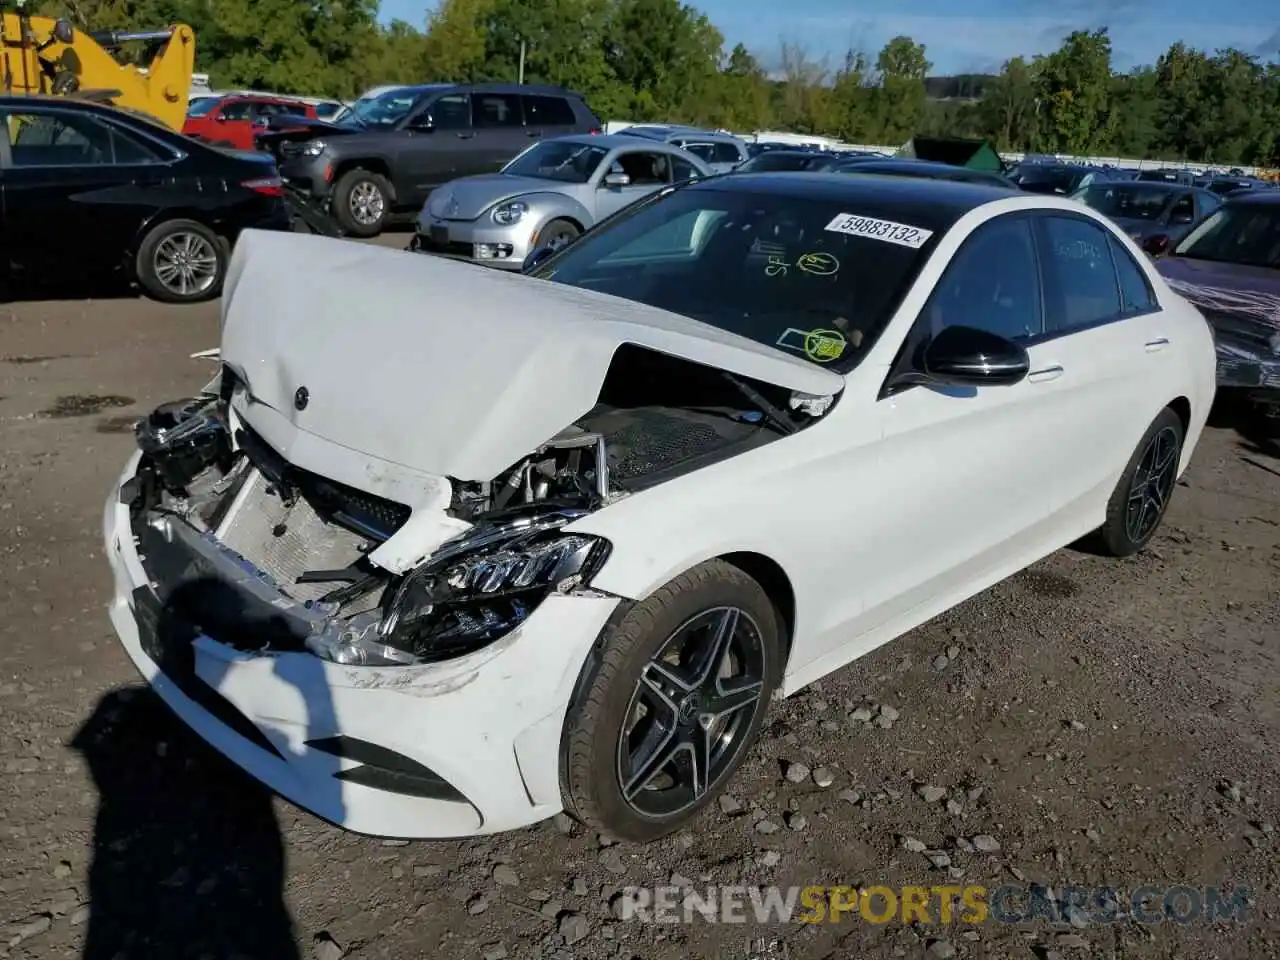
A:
[1224, 190, 1280, 207]
[683, 172, 1011, 233]
[394, 82, 580, 99]
[550, 133, 690, 151]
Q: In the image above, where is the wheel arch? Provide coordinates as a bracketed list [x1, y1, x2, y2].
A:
[717, 550, 797, 668]
[331, 158, 398, 204]
[1166, 395, 1191, 435]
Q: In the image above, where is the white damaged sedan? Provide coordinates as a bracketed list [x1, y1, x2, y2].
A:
[104, 173, 1216, 842]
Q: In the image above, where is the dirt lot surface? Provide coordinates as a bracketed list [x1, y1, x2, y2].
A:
[1, 241, 1278, 960]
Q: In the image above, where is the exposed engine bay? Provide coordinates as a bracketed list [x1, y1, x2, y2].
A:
[126, 344, 836, 667]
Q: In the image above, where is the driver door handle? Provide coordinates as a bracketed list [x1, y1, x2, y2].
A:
[1144, 338, 1170, 352]
[455, 131, 475, 140]
[1028, 365, 1064, 383]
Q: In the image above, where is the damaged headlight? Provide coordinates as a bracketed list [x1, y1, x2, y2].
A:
[492, 200, 528, 226]
[311, 519, 610, 666]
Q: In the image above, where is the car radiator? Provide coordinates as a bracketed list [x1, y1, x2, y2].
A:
[215, 467, 371, 605]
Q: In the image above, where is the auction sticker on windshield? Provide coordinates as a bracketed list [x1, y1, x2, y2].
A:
[825, 214, 933, 249]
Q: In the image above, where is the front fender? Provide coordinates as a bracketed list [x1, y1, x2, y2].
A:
[519, 193, 593, 239]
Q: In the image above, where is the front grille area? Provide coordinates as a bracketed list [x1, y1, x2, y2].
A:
[217, 469, 368, 605]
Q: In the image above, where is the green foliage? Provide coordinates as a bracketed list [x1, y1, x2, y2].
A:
[33, 0, 1280, 165]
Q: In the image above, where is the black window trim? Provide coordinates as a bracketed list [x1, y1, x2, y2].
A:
[1025, 210, 1161, 346]
[0, 105, 183, 170]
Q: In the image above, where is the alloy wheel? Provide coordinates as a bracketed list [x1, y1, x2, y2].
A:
[152, 232, 219, 298]
[348, 181, 385, 226]
[616, 607, 766, 819]
[1125, 425, 1179, 542]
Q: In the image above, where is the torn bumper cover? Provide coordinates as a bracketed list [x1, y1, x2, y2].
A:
[103, 450, 620, 838]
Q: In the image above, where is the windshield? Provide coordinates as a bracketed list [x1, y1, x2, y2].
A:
[186, 97, 220, 117]
[346, 90, 417, 128]
[502, 141, 608, 183]
[1174, 205, 1280, 268]
[1073, 184, 1174, 221]
[530, 186, 936, 372]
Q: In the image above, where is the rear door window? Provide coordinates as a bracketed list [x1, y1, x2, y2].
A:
[1036, 215, 1124, 333]
[473, 93, 523, 128]
[522, 95, 576, 127]
[711, 141, 742, 165]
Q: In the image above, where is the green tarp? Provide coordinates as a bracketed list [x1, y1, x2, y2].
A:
[896, 137, 1005, 172]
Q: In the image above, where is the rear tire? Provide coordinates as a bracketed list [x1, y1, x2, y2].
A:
[560, 560, 782, 842]
[134, 219, 227, 304]
[1093, 407, 1184, 557]
[332, 168, 391, 237]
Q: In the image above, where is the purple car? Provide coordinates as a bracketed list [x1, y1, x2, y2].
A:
[1153, 191, 1280, 431]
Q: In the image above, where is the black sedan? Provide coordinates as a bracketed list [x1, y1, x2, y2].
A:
[1069, 181, 1222, 250]
[833, 158, 1018, 189]
[0, 95, 290, 303]
[736, 149, 847, 173]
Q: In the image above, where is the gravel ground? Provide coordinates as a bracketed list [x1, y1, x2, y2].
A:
[1, 247, 1278, 960]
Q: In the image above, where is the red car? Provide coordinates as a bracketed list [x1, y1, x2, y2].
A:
[184, 95, 318, 151]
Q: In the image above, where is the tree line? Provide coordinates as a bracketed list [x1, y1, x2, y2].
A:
[42, 0, 1280, 166]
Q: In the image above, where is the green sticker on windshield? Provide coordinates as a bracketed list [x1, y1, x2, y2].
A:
[776, 327, 846, 363]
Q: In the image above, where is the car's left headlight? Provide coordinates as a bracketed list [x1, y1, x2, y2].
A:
[301, 139, 327, 157]
[492, 200, 529, 225]
[309, 519, 610, 666]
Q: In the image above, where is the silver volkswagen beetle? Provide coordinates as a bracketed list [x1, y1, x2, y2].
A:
[409, 134, 712, 269]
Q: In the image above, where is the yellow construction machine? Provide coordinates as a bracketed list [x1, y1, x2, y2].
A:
[0, 6, 195, 130]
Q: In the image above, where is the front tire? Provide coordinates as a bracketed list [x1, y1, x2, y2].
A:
[540, 217, 581, 251]
[332, 168, 391, 237]
[1094, 407, 1184, 557]
[134, 219, 226, 304]
[561, 560, 782, 842]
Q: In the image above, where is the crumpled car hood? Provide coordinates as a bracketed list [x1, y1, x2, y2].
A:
[1158, 256, 1280, 332]
[426, 174, 564, 221]
[219, 230, 842, 484]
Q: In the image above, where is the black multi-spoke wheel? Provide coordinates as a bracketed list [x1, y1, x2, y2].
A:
[1096, 406, 1185, 557]
[1125, 425, 1179, 543]
[561, 560, 782, 842]
[617, 607, 766, 818]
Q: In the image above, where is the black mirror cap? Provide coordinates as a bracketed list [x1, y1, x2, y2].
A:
[522, 245, 557, 273]
[921, 325, 1030, 387]
[53, 19, 75, 43]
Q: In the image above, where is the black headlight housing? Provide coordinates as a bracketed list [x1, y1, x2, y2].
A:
[372, 518, 611, 664]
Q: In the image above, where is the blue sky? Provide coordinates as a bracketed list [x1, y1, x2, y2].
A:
[384, 0, 1280, 76]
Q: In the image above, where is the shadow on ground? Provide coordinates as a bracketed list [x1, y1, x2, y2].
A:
[71, 687, 301, 960]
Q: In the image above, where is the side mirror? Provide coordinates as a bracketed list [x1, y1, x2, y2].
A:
[911, 326, 1030, 387]
[603, 172, 631, 188]
[1142, 233, 1170, 256]
[53, 19, 75, 43]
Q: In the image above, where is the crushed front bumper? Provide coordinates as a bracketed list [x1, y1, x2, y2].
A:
[103, 451, 620, 838]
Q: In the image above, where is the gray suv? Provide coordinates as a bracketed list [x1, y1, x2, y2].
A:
[268, 83, 602, 236]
